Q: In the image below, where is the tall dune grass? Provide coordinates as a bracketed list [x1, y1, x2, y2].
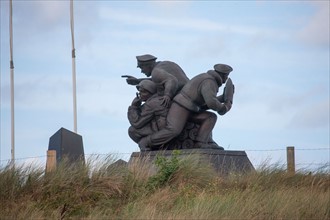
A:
[0, 153, 329, 219]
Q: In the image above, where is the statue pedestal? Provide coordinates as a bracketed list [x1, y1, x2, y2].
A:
[128, 149, 255, 176]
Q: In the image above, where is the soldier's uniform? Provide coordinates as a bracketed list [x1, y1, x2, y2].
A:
[139, 64, 233, 149]
[128, 81, 169, 146]
[136, 54, 189, 99]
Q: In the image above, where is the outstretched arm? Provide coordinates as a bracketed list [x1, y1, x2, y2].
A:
[121, 75, 151, 85]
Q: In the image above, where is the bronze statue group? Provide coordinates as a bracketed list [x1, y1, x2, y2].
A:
[122, 54, 234, 151]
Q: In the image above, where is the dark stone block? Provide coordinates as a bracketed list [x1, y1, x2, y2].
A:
[108, 159, 128, 169]
[129, 149, 254, 176]
[107, 159, 129, 175]
[48, 127, 85, 164]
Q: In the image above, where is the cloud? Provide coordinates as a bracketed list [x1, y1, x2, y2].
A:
[289, 99, 329, 129]
[13, 1, 68, 30]
[77, 76, 135, 119]
[0, 72, 135, 120]
[296, 1, 330, 48]
[1, 1, 98, 50]
[99, 6, 223, 32]
[95, 4, 291, 68]
[150, 1, 190, 8]
[98, 5, 282, 38]
[1, 74, 72, 112]
[259, 82, 330, 129]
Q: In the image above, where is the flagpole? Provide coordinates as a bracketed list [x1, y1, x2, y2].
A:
[70, 0, 77, 133]
[9, 0, 15, 164]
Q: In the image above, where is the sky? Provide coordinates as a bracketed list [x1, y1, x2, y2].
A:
[0, 0, 329, 170]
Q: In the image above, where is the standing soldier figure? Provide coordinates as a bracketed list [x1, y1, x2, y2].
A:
[122, 54, 189, 107]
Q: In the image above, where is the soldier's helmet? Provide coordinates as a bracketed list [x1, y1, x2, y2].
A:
[214, 64, 233, 75]
[136, 80, 157, 94]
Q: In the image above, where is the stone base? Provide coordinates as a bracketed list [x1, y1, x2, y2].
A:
[128, 149, 255, 176]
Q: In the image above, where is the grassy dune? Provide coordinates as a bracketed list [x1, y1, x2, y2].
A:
[0, 153, 329, 219]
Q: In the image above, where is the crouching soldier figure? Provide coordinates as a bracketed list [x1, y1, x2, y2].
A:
[139, 64, 234, 150]
[128, 80, 169, 151]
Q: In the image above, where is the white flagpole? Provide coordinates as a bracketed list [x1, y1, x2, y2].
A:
[70, 0, 77, 133]
[9, 0, 15, 164]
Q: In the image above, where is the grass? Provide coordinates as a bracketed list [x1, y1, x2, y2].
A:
[0, 152, 329, 219]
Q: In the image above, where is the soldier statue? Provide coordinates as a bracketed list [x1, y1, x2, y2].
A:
[124, 55, 234, 151]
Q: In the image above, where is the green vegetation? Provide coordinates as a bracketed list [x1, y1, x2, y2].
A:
[0, 153, 329, 219]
